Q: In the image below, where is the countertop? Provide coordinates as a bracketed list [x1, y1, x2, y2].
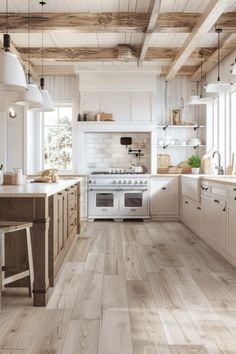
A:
[181, 174, 236, 185]
[0, 178, 81, 197]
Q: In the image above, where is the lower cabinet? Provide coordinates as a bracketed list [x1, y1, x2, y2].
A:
[227, 202, 236, 259]
[49, 183, 79, 286]
[150, 177, 179, 217]
[200, 196, 226, 250]
[181, 197, 201, 236]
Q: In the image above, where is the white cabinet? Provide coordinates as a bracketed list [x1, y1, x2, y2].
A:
[200, 196, 226, 250]
[181, 198, 201, 236]
[150, 177, 179, 216]
[227, 202, 236, 259]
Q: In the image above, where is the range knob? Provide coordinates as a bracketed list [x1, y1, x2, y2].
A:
[123, 180, 127, 184]
[118, 180, 122, 184]
[144, 180, 148, 184]
[128, 180, 132, 184]
[113, 180, 117, 184]
[134, 181, 138, 184]
[140, 180, 143, 184]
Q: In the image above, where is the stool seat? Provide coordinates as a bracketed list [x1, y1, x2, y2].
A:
[0, 221, 34, 300]
[0, 222, 33, 234]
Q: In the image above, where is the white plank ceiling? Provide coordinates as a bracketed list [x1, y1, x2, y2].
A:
[0, 0, 235, 74]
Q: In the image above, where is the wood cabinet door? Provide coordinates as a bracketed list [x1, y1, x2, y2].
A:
[57, 192, 64, 251]
[227, 203, 236, 259]
[150, 178, 179, 215]
[182, 198, 201, 236]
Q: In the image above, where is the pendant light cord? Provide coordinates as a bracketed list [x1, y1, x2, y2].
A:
[217, 28, 222, 82]
[5, 0, 8, 34]
[27, 0, 30, 82]
[39, 1, 46, 88]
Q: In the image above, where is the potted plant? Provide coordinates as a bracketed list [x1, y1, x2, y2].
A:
[188, 154, 201, 174]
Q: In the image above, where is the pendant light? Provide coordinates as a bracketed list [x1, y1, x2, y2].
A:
[0, 0, 27, 92]
[15, 0, 43, 107]
[205, 29, 232, 93]
[190, 58, 212, 105]
[231, 59, 236, 75]
[29, 1, 54, 112]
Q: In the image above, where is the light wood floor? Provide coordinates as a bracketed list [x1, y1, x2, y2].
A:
[1, 221, 236, 353]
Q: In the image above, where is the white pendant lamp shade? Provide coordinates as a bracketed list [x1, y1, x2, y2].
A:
[30, 88, 55, 112]
[15, 83, 43, 107]
[205, 82, 232, 93]
[189, 95, 212, 105]
[0, 50, 27, 92]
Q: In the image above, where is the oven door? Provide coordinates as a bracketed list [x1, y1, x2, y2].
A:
[119, 188, 149, 217]
[88, 188, 119, 217]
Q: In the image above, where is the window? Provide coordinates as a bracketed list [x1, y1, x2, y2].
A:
[231, 90, 236, 154]
[43, 105, 73, 171]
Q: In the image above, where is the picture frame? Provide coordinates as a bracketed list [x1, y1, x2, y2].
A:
[170, 108, 182, 125]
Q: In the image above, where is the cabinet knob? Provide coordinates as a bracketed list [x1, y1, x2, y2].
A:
[185, 201, 188, 204]
[214, 199, 220, 203]
[197, 207, 201, 210]
[162, 187, 167, 190]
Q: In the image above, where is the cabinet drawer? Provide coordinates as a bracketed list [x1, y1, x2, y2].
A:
[68, 198, 77, 214]
[68, 185, 77, 201]
[211, 185, 227, 198]
[68, 212, 77, 236]
[228, 191, 236, 201]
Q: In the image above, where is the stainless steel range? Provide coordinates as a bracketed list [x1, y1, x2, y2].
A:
[88, 173, 150, 221]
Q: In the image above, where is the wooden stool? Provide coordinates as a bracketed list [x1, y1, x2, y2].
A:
[0, 222, 34, 298]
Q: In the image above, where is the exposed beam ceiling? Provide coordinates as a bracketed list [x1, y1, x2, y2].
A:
[0, 12, 235, 33]
[138, 0, 161, 66]
[166, 0, 233, 79]
[191, 33, 236, 80]
[18, 46, 216, 62]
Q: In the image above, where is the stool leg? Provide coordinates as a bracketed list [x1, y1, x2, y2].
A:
[1, 233, 5, 291]
[26, 228, 34, 298]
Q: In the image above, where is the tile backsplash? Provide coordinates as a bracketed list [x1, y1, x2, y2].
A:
[84, 132, 151, 173]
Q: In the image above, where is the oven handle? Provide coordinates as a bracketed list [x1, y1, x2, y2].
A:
[119, 189, 148, 192]
[89, 188, 120, 192]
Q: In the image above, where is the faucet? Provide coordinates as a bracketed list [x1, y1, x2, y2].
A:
[213, 151, 224, 175]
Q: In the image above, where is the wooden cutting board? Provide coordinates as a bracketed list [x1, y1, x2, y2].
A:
[226, 152, 235, 175]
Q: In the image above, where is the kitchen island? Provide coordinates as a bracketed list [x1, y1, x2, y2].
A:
[0, 178, 81, 306]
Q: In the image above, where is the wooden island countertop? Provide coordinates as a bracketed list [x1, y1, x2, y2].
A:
[0, 178, 81, 307]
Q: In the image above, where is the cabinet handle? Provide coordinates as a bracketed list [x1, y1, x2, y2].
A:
[223, 207, 226, 212]
[197, 207, 201, 210]
[234, 197, 236, 201]
[58, 192, 63, 196]
[201, 186, 208, 191]
[65, 188, 70, 191]
[185, 201, 188, 204]
[214, 199, 220, 203]
[162, 187, 167, 190]
[233, 188, 236, 191]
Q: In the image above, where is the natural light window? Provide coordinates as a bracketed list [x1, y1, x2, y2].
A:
[43, 105, 73, 171]
[231, 90, 236, 154]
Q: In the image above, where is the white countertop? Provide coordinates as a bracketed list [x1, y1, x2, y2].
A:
[0, 178, 81, 197]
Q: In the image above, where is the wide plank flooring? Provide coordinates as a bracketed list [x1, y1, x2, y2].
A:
[1, 221, 236, 353]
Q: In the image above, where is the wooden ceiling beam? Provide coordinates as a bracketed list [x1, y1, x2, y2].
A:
[191, 33, 236, 80]
[138, 0, 161, 66]
[161, 65, 198, 76]
[0, 12, 235, 33]
[156, 12, 236, 33]
[0, 12, 148, 33]
[166, 0, 233, 79]
[18, 46, 216, 62]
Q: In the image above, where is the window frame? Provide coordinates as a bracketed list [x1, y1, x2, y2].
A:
[42, 103, 74, 173]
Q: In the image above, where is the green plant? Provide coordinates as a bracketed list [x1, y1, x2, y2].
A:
[188, 154, 201, 168]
